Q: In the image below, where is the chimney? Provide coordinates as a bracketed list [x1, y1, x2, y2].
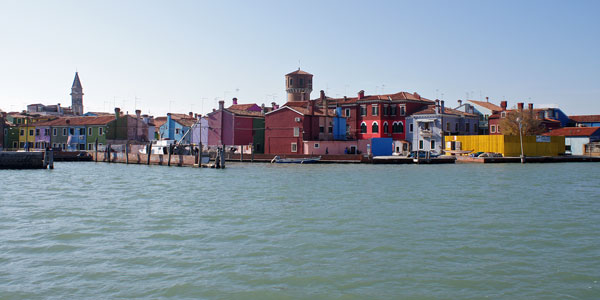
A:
[196, 114, 201, 120]
[114, 107, 120, 119]
[212, 108, 216, 113]
[232, 97, 238, 105]
[528, 103, 533, 111]
[271, 102, 276, 110]
[435, 100, 440, 114]
[517, 102, 524, 111]
[261, 103, 265, 114]
[136, 109, 141, 119]
[500, 101, 507, 111]
[219, 101, 225, 111]
[323, 97, 328, 116]
[457, 99, 462, 106]
[320, 90, 325, 100]
[308, 100, 315, 115]
[441, 100, 445, 114]
[358, 90, 365, 100]
[188, 112, 193, 118]
[486, 96, 489, 103]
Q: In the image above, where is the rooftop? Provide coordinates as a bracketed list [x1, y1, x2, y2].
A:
[467, 100, 503, 112]
[543, 127, 600, 137]
[413, 105, 477, 117]
[569, 115, 600, 123]
[286, 68, 313, 76]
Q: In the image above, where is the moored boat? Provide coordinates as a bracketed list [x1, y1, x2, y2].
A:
[270, 156, 321, 164]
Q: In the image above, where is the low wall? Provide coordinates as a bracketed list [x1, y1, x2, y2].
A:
[0, 151, 45, 169]
[93, 152, 199, 167]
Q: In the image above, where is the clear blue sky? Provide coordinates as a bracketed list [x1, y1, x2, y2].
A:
[1, 0, 598, 116]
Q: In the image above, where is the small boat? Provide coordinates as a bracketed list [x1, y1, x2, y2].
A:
[271, 156, 321, 164]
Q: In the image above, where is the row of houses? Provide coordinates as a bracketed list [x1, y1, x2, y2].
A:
[2, 68, 599, 156]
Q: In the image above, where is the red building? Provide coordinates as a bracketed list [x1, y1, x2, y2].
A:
[316, 90, 434, 141]
[264, 99, 336, 154]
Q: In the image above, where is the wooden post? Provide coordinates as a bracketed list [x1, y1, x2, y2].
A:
[240, 146, 243, 162]
[95, 137, 98, 162]
[107, 144, 111, 163]
[43, 149, 48, 169]
[221, 147, 226, 169]
[251, 144, 254, 163]
[198, 143, 203, 168]
[48, 149, 54, 169]
[167, 144, 172, 167]
[125, 143, 129, 164]
[146, 143, 151, 165]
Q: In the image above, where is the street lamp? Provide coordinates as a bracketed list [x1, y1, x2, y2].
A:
[517, 117, 525, 163]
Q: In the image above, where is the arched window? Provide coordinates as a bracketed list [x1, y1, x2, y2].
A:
[397, 122, 404, 133]
[372, 122, 379, 133]
[360, 122, 367, 134]
[383, 122, 389, 134]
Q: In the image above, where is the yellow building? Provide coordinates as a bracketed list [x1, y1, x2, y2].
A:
[17, 124, 36, 149]
[445, 135, 565, 157]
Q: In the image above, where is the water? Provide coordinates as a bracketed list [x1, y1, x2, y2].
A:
[1, 162, 599, 299]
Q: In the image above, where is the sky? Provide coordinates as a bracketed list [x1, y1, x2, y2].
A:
[0, 0, 598, 117]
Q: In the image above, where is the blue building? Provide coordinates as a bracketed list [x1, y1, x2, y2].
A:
[158, 113, 197, 143]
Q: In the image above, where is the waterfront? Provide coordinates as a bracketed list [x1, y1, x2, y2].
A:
[1, 162, 599, 299]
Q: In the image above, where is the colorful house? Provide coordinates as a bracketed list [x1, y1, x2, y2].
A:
[156, 113, 197, 143]
[105, 108, 151, 144]
[454, 98, 502, 134]
[206, 100, 266, 152]
[569, 115, 600, 127]
[405, 100, 479, 154]
[543, 127, 600, 155]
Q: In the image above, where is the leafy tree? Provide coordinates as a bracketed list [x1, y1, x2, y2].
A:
[499, 110, 545, 136]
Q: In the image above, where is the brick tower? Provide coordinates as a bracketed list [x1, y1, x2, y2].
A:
[285, 68, 313, 102]
[70, 72, 84, 115]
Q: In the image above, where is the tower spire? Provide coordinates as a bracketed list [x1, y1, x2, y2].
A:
[70, 72, 84, 115]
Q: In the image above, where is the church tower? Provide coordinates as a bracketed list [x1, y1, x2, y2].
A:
[285, 68, 313, 102]
[70, 72, 84, 115]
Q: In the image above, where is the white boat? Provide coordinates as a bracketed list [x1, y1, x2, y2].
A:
[271, 156, 321, 164]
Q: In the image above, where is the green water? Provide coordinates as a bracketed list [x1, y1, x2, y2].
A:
[1, 162, 599, 299]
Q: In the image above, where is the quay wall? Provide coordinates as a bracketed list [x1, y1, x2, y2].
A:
[92, 152, 198, 166]
[0, 152, 45, 169]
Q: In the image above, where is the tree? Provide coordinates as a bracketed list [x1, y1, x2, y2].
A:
[499, 110, 545, 136]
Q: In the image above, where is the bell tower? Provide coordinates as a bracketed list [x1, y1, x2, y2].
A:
[70, 72, 84, 115]
[285, 68, 313, 102]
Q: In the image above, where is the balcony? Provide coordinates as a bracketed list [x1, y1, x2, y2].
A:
[419, 129, 432, 137]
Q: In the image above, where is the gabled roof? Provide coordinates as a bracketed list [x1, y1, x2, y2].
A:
[268, 101, 335, 116]
[412, 105, 478, 117]
[34, 116, 115, 126]
[543, 127, 600, 137]
[467, 100, 503, 112]
[228, 104, 260, 111]
[286, 68, 312, 76]
[155, 114, 197, 128]
[569, 115, 600, 123]
[226, 109, 264, 117]
[314, 91, 434, 105]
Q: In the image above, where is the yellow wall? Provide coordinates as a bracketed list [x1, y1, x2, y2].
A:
[17, 125, 36, 146]
[445, 135, 565, 157]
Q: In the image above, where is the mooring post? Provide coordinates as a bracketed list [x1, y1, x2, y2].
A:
[221, 147, 226, 169]
[95, 137, 98, 163]
[251, 144, 254, 163]
[240, 147, 243, 162]
[107, 144, 111, 163]
[167, 145, 172, 167]
[146, 143, 151, 165]
[125, 143, 129, 164]
[43, 149, 48, 169]
[49, 149, 54, 169]
[198, 143, 203, 168]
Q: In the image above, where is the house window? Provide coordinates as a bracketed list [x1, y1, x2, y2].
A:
[69, 128, 74, 135]
[383, 122, 389, 134]
[20, 129, 24, 136]
[466, 123, 470, 133]
[409, 123, 413, 132]
[345, 108, 350, 117]
[372, 105, 378, 116]
[13, 141, 18, 148]
[35, 129, 40, 136]
[99, 127, 104, 135]
[328, 126, 333, 133]
[17, 119, 21, 124]
[431, 140, 436, 149]
[20, 142, 24, 148]
[79, 144, 85, 150]
[372, 122, 379, 133]
[44, 129, 50, 135]
[62, 144, 66, 150]
[88, 128, 93, 136]
[501, 112, 506, 118]
[490, 125, 496, 133]
[175, 128, 181, 135]
[314, 143, 320, 148]
[383, 105, 389, 116]
[455, 123, 459, 132]
[319, 126, 324, 133]
[293, 127, 299, 137]
[79, 128, 85, 135]
[360, 105, 366, 116]
[88, 143, 93, 150]
[474, 123, 477, 133]
[419, 140, 424, 149]
[497, 126, 501, 133]
[299, 78, 304, 86]
[393, 122, 404, 133]
[399, 105, 406, 116]
[29, 129, 34, 136]
[360, 122, 367, 133]
[391, 105, 397, 116]
[291, 142, 297, 152]
[446, 122, 451, 131]
[289, 78, 293, 86]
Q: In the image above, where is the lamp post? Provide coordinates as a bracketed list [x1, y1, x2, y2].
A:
[517, 117, 525, 163]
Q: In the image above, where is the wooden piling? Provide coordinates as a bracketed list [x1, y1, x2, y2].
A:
[48, 149, 54, 169]
[199, 143, 203, 168]
[125, 143, 129, 164]
[221, 147, 226, 169]
[107, 144, 111, 163]
[95, 138, 98, 162]
[167, 145, 172, 167]
[240, 147, 243, 162]
[146, 143, 151, 165]
[251, 144, 254, 162]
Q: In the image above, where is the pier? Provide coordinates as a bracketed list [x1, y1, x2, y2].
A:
[0, 151, 54, 169]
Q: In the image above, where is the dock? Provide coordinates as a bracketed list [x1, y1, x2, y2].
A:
[0, 151, 54, 169]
